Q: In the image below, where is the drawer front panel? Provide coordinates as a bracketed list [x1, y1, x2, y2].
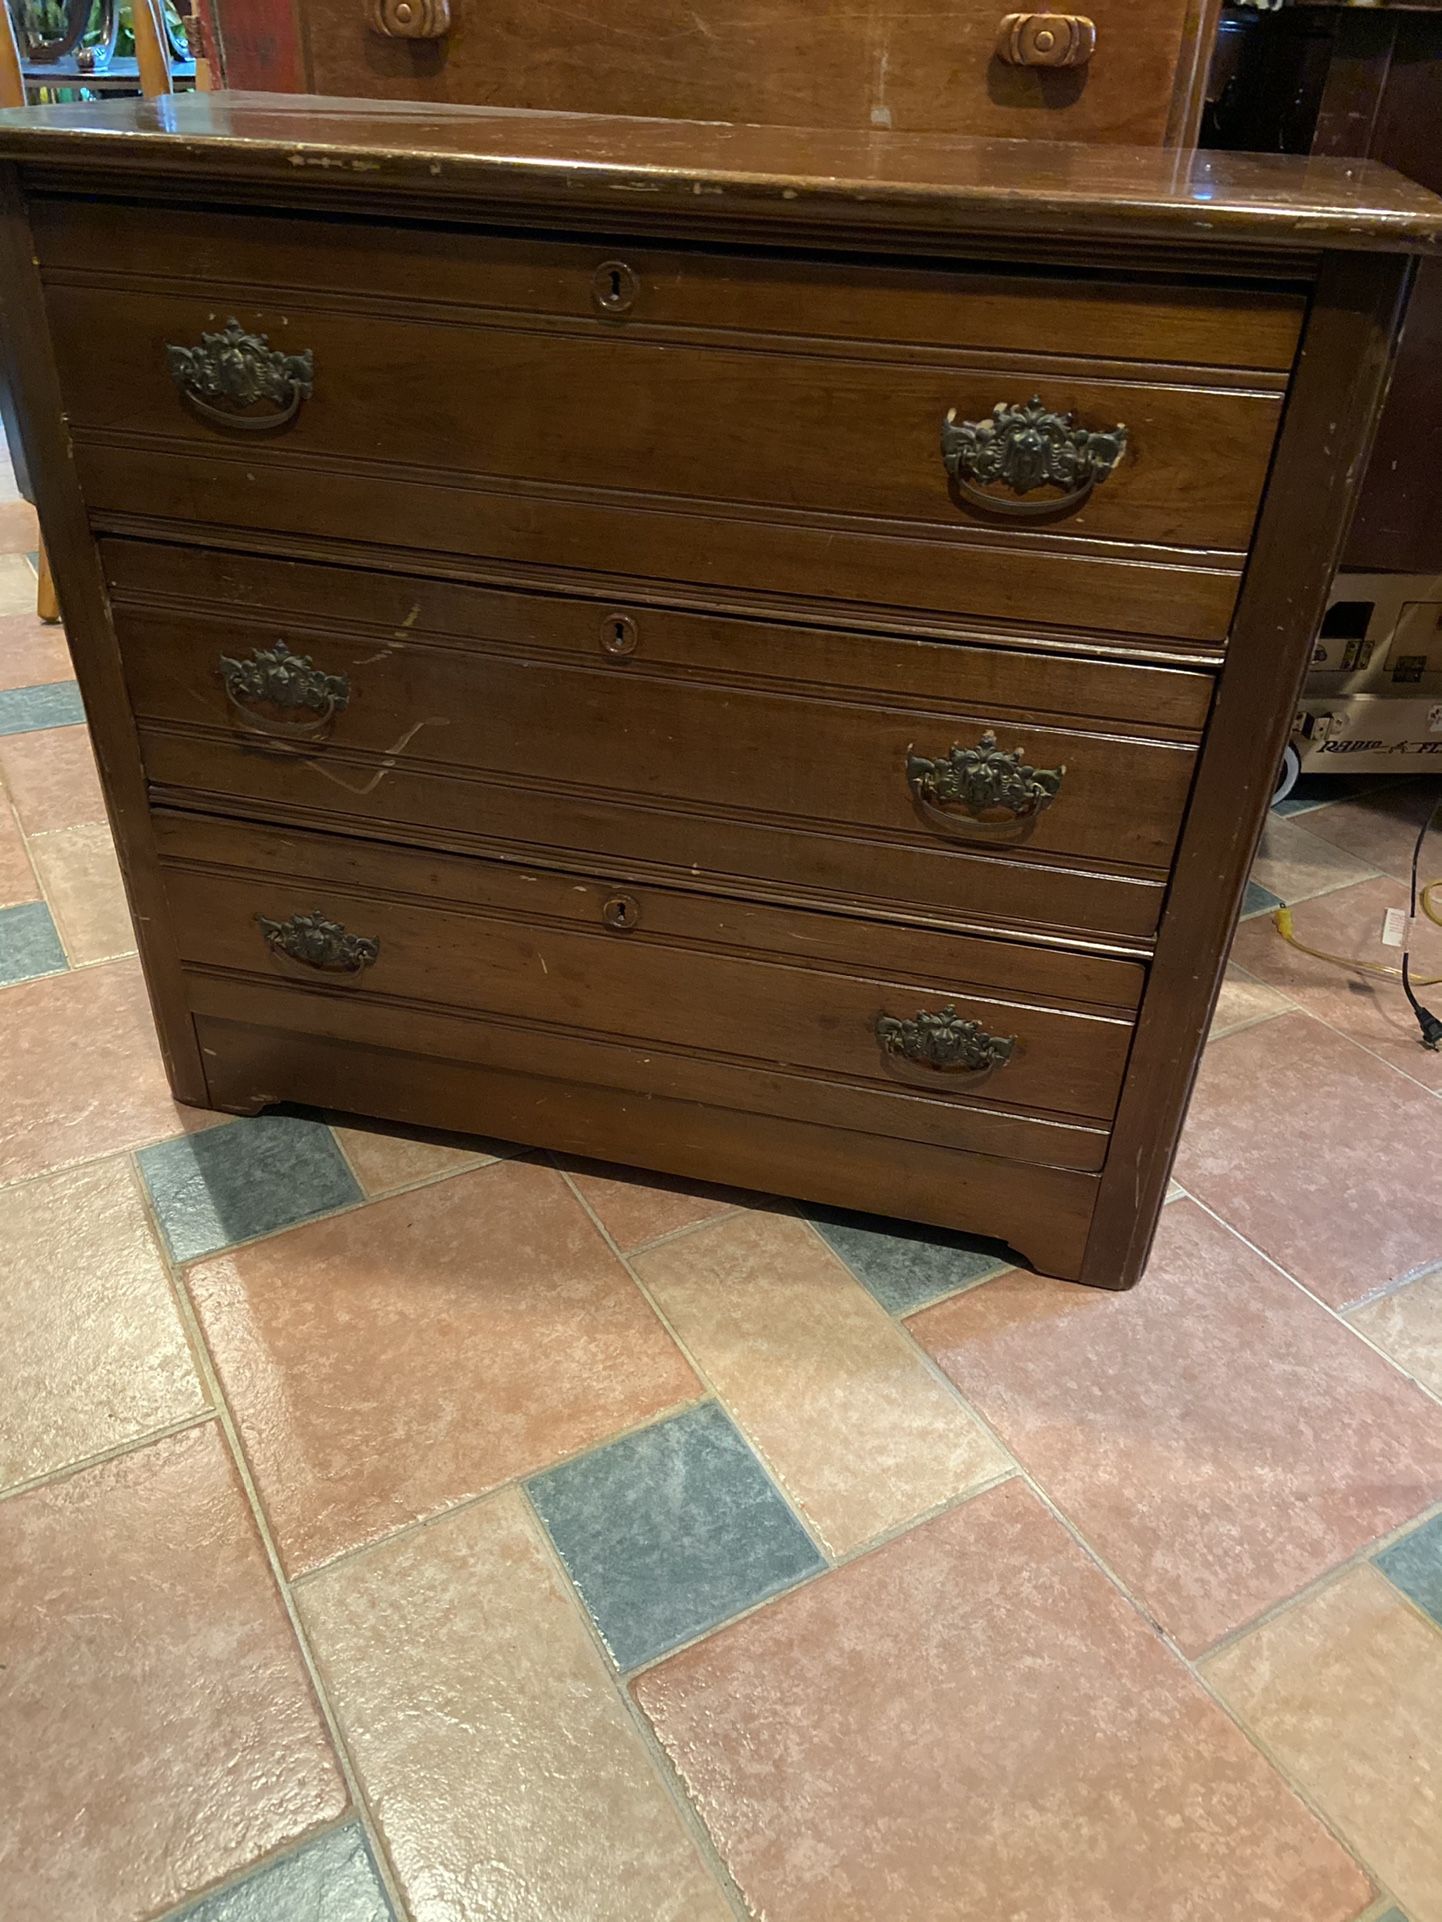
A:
[114, 607, 1201, 876]
[157, 815, 1141, 1147]
[50, 284, 1282, 556]
[34, 202, 1308, 374]
[103, 539, 1217, 732]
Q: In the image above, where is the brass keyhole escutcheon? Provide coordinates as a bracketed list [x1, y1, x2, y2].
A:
[601, 612, 639, 658]
[592, 260, 639, 317]
[602, 893, 641, 932]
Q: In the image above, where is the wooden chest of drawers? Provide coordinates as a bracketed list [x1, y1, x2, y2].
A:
[1, 95, 1437, 1286]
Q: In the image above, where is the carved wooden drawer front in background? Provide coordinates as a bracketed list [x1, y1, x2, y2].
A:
[2, 95, 1435, 1287]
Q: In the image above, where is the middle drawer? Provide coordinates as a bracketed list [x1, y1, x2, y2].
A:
[108, 542, 1209, 947]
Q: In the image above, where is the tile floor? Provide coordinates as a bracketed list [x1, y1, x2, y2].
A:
[2, 433, 1442, 1922]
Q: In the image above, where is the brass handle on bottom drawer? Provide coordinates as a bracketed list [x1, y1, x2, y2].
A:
[876, 1006, 1016, 1073]
[907, 731, 1065, 839]
[166, 320, 314, 433]
[258, 910, 380, 974]
[941, 397, 1127, 519]
[220, 642, 350, 738]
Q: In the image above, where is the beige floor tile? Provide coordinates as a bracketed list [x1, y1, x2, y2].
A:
[0, 1425, 346, 1922]
[0, 781, 36, 907]
[0, 552, 37, 615]
[0, 1159, 206, 1490]
[331, 1117, 507, 1196]
[1211, 960, 1295, 1040]
[1206, 1565, 1442, 1922]
[0, 723, 106, 834]
[1230, 875, 1442, 1092]
[635, 1480, 1370, 1922]
[565, 1157, 747, 1251]
[0, 497, 39, 556]
[0, 959, 219, 1186]
[1250, 814, 1380, 906]
[911, 1199, 1442, 1655]
[1175, 1012, 1442, 1308]
[300, 1485, 731, 1922]
[1299, 777, 1442, 882]
[0, 610, 72, 691]
[1350, 1269, 1442, 1399]
[636, 1212, 1009, 1557]
[28, 820, 135, 965]
[187, 1158, 699, 1574]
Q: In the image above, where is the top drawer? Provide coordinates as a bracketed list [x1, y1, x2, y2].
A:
[37, 205, 1303, 646]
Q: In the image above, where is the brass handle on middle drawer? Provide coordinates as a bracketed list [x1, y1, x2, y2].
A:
[941, 397, 1127, 519]
[876, 1005, 1016, 1073]
[166, 320, 314, 433]
[907, 731, 1065, 839]
[258, 910, 379, 973]
[220, 642, 350, 737]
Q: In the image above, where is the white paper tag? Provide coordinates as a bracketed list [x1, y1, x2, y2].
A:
[1382, 907, 1408, 949]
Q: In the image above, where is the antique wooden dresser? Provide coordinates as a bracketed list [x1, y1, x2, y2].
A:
[0, 96, 1437, 1287]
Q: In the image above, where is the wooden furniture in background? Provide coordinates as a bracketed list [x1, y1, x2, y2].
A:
[205, 0, 1223, 147]
[0, 95, 1435, 1285]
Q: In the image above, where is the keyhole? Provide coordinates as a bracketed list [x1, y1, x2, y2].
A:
[592, 260, 637, 317]
[600, 612, 639, 657]
[602, 892, 641, 931]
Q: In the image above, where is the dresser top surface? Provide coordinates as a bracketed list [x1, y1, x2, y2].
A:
[1, 91, 1440, 253]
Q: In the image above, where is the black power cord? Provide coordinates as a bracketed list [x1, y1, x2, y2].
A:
[1402, 792, 1442, 1052]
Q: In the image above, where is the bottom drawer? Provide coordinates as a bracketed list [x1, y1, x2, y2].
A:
[191, 1008, 1099, 1284]
[158, 810, 1128, 1270]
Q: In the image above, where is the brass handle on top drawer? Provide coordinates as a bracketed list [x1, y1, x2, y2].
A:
[220, 642, 350, 738]
[995, 13, 1096, 68]
[941, 397, 1127, 519]
[876, 1006, 1016, 1073]
[907, 731, 1065, 840]
[367, 0, 451, 35]
[258, 910, 380, 974]
[166, 320, 314, 433]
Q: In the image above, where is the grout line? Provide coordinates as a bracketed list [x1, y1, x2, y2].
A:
[126, 1162, 416, 1922]
[287, 1389, 710, 1592]
[0, 1405, 218, 1508]
[144, 1812, 366, 1922]
[838, 1256, 1405, 1897]
[1343, 1257, 1442, 1319]
[516, 1481, 754, 1922]
[555, 1167, 833, 1565]
[1182, 1190, 1442, 1412]
[618, 1465, 1023, 1686]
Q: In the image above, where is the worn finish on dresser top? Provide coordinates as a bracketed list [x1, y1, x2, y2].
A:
[1, 94, 1438, 1287]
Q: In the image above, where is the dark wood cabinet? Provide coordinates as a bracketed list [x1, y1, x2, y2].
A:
[0, 93, 1436, 1285]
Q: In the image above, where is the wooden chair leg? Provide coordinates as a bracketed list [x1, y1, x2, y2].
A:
[36, 537, 60, 624]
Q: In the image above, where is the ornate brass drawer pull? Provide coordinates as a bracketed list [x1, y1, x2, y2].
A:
[166, 320, 314, 433]
[220, 641, 350, 736]
[995, 13, 1096, 68]
[876, 1006, 1016, 1073]
[907, 730, 1065, 840]
[257, 909, 379, 974]
[941, 396, 1127, 519]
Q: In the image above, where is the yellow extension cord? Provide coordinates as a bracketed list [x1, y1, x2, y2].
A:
[1272, 879, 1442, 986]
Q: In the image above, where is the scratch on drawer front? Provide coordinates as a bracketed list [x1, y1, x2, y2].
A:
[311, 719, 439, 795]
